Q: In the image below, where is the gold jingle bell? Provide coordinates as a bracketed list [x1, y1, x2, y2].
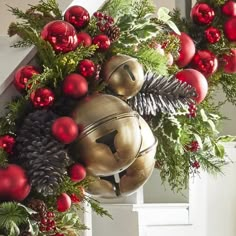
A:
[69, 94, 142, 176]
[86, 116, 157, 198]
[102, 55, 144, 99]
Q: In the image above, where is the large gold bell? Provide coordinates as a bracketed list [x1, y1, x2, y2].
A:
[69, 94, 142, 176]
[102, 55, 144, 99]
[86, 116, 157, 198]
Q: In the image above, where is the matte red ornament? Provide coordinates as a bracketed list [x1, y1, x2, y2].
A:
[57, 193, 71, 212]
[222, 49, 236, 73]
[0, 164, 31, 201]
[0, 135, 15, 154]
[41, 20, 78, 53]
[224, 17, 236, 41]
[30, 88, 55, 108]
[191, 50, 218, 77]
[222, 1, 236, 17]
[62, 73, 88, 98]
[68, 163, 86, 182]
[64, 5, 90, 30]
[191, 3, 215, 25]
[204, 26, 221, 44]
[78, 59, 96, 78]
[14, 65, 40, 92]
[77, 32, 92, 47]
[175, 69, 208, 104]
[52, 117, 78, 144]
[92, 34, 111, 51]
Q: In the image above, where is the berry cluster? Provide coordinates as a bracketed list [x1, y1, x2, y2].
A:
[191, 160, 200, 169]
[39, 211, 56, 233]
[93, 11, 114, 32]
[187, 141, 200, 152]
[187, 103, 197, 118]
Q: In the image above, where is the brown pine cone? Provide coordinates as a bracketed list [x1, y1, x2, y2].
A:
[27, 199, 47, 221]
[105, 25, 120, 42]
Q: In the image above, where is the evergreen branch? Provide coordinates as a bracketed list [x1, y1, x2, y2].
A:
[132, 0, 156, 18]
[220, 73, 236, 105]
[0, 150, 8, 168]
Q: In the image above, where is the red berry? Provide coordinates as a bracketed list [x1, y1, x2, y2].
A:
[47, 211, 55, 218]
[70, 193, 81, 203]
[192, 160, 200, 169]
[39, 225, 46, 232]
[41, 218, 48, 225]
[68, 163, 86, 182]
[0, 135, 15, 154]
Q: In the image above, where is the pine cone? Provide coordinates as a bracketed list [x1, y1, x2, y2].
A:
[27, 199, 47, 221]
[15, 110, 71, 196]
[105, 25, 120, 42]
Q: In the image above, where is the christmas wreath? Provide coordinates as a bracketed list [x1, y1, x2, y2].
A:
[0, 0, 235, 235]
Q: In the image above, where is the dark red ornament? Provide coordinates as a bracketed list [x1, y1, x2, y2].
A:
[222, 1, 236, 17]
[62, 73, 88, 98]
[41, 20, 78, 53]
[64, 5, 90, 30]
[68, 163, 86, 182]
[205, 26, 221, 44]
[92, 34, 111, 51]
[0, 135, 15, 154]
[191, 50, 218, 77]
[52, 117, 78, 144]
[222, 49, 236, 73]
[191, 3, 215, 25]
[78, 59, 96, 78]
[57, 193, 71, 212]
[77, 32, 92, 47]
[14, 65, 40, 92]
[30, 88, 55, 108]
[224, 17, 236, 41]
[0, 164, 31, 201]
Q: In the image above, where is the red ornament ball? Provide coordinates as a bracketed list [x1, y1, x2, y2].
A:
[41, 20, 78, 53]
[0, 135, 15, 154]
[191, 50, 218, 77]
[175, 69, 208, 104]
[14, 65, 40, 92]
[77, 32, 92, 47]
[69, 163, 86, 182]
[52, 117, 78, 144]
[78, 59, 96, 78]
[62, 73, 88, 98]
[0, 164, 31, 201]
[204, 26, 221, 44]
[224, 17, 236, 41]
[222, 49, 236, 73]
[64, 5, 90, 30]
[92, 34, 111, 51]
[191, 3, 215, 25]
[30, 88, 55, 108]
[57, 193, 71, 212]
[222, 1, 236, 17]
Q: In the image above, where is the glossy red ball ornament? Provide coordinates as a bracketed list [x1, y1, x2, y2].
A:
[77, 32, 92, 47]
[92, 34, 111, 51]
[57, 193, 71, 212]
[222, 1, 236, 17]
[52, 117, 78, 144]
[64, 5, 90, 30]
[68, 163, 86, 182]
[191, 50, 218, 77]
[41, 20, 78, 53]
[191, 3, 215, 25]
[62, 73, 88, 98]
[30, 88, 55, 108]
[78, 59, 96, 78]
[0, 135, 15, 154]
[204, 26, 221, 44]
[222, 49, 236, 73]
[14, 65, 40, 92]
[175, 69, 208, 104]
[0, 164, 31, 201]
[224, 17, 236, 41]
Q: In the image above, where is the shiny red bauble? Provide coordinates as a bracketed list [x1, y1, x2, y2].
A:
[68, 163, 86, 182]
[14, 65, 40, 92]
[62, 73, 88, 98]
[92, 34, 111, 51]
[30, 88, 55, 108]
[78, 59, 96, 78]
[52, 117, 78, 144]
[175, 32, 196, 68]
[191, 3, 215, 25]
[64, 5, 90, 30]
[204, 26, 221, 44]
[191, 50, 218, 77]
[57, 193, 71, 212]
[0, 164, 31, 201]
[41, 20, 78, 53]
[224, 17, 236, 41]
[0, 135, 15, 154]
[222, 1, 236, 17]
[175, 69, 208, 104]
[222, 49, 236, 73]
[77, 32, 92, 47]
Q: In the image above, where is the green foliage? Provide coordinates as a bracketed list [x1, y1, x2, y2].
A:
[0, 150, 8, 168]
